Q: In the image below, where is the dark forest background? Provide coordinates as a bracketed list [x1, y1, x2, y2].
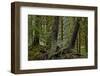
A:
[28, 15, 88, 60]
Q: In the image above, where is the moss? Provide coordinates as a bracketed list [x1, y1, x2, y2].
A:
[28, 45, 48, 60]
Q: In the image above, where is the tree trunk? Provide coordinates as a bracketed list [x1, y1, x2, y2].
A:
[68, 18, 80, 49]
[32, 16, 40, 46]
[79, 29, 81, 54]
[61, 17, 63, 41]
[85, 34, 88, 53]
[49, 16, 59, 58]
[77, 30, 81, 54]
[28, 15, 33, 47]
[85, 20, 88, 53]
[76, 37, 79, 53]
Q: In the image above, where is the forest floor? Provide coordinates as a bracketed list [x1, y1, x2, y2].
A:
[28, 45, 87, 60]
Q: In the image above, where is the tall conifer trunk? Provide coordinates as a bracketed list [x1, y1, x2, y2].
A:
[68, 18, 80, 49]
[32, 16, 40, 46]
[49, 16, 59, 58]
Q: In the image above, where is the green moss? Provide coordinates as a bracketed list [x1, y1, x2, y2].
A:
[28, 45, 47, 60]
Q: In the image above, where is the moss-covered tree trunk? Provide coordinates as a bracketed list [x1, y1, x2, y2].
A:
[49, 16, 59, 58]
[68, 18, 80, 49]
[32, 16, 40, 46]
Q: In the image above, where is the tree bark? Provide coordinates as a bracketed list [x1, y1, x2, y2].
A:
[68, 18, 80, 49]
[28, 15, 33, 47]
[85, 34, 88, 53]
[79, 29, 81, 54]
[32, 16, 40, 46]
[61, 17, 63, 41]
[49, 16, 59, 58]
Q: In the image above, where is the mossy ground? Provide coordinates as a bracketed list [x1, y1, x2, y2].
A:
[28, 45, 87, 60]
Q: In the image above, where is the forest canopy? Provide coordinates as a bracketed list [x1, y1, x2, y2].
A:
[28, 15, 88, 60]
